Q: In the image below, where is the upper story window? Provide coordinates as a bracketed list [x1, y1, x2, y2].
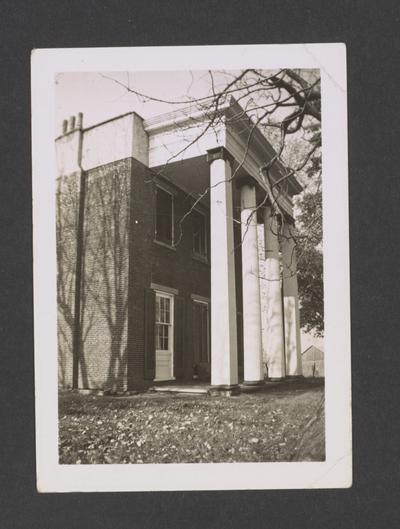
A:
[192, 209, 207, 259]
[155, 186, 174, 246]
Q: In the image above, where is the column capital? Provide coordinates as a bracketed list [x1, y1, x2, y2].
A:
[263, 206, 283, 226]
[282, 214, 295, 226]
[235, 175, 258, 189]
[206, 146, 234, 167]
[281, 221, 298, 245]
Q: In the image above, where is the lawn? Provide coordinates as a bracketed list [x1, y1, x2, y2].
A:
[59, 379, 325, 464]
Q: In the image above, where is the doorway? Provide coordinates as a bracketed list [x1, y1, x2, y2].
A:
[154, 291, 174, 381]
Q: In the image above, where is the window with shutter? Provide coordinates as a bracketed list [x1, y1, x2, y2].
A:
[155, 186, 174, 246]
[192, 209, 208, 259]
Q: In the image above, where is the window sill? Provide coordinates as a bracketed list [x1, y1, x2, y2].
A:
[192, 253, 209, 265]
[153, 239, 177, 251]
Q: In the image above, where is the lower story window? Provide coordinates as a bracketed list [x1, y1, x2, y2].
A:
[155, 292, 173, 351]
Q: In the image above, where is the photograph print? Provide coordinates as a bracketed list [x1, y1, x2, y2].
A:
[33, 44, 351, 491]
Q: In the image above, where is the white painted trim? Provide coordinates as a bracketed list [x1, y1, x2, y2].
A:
[190, 294, 210, 304]
[143, 101, 230, 134]
[153, 239, 177, 251]
[154, 291, 174, 381]
[153, 178, 178, 196]
[151, 283, 178, 295]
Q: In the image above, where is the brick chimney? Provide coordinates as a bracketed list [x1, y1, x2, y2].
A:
[56, 113, 84, 177]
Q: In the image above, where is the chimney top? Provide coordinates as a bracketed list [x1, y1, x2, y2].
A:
[61, 113, 84, 135]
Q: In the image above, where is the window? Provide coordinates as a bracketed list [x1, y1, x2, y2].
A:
[155, 293, 173, 351]
[192, 209, 207, 258]
[155, 186, 173, 246]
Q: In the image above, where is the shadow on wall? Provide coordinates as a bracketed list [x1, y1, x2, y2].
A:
[57, 165, 131, 390]
[264, 299, 285, 378]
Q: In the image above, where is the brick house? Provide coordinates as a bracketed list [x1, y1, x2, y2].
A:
[56, 98, 303, 393]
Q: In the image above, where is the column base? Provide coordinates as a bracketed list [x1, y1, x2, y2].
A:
[242, 379, 265, 386]
[286, 375, 304, 379]
[240, 380, 265, 393]
[268, 377, 286, 382]
[208, 384, 241, 397]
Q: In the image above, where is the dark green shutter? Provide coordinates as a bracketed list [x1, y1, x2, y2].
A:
[144, 288, 156, 380]
[174, 295, 185, 379]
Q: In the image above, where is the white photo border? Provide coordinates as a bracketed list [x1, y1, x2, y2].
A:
[32, 43, 351, 492]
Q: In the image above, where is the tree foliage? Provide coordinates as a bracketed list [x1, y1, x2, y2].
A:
[296, 186, 324, 336]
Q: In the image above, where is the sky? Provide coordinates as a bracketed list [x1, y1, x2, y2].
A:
[55, 70, 241, 133]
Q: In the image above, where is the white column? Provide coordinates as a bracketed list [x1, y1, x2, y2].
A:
[281, 222, 302, 376]
[239, 182, 264, 384]
[263, 207, 286, 379]
[207, 147, 238, 389]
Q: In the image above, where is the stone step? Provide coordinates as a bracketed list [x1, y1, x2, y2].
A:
[150, 385, 210, 395]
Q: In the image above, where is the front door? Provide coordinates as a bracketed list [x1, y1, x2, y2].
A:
[154, 291, 174, 381]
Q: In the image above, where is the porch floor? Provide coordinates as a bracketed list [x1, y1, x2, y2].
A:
[150, 380, 210, 394]
[150, 378, 298, 395]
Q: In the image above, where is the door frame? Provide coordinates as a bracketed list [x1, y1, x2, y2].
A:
[154, 289, 175, 381]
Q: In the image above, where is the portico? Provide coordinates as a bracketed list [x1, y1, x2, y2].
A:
[145, 97, 303, 393]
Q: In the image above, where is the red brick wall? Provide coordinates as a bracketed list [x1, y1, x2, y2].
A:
[79, 159, 132, 390]
[127, 159, 212, 387]
[56, 172, 80, 388]
[57, 159, 132, 390]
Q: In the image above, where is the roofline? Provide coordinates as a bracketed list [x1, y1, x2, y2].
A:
[301, 345, 324, 355]
[143, 100, 230, 132]
[143, 96, 302, 196]
[55, 111, 143, 141]
[55, 98, 303, 196]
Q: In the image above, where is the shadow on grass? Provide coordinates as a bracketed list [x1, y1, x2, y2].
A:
[59, 378, 324, 416]
[259, 377, 324, 395]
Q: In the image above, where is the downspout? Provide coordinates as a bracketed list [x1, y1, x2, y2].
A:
[72, 113, 85, 389]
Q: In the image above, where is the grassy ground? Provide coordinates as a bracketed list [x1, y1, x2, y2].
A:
[59, 379, 325, 464]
